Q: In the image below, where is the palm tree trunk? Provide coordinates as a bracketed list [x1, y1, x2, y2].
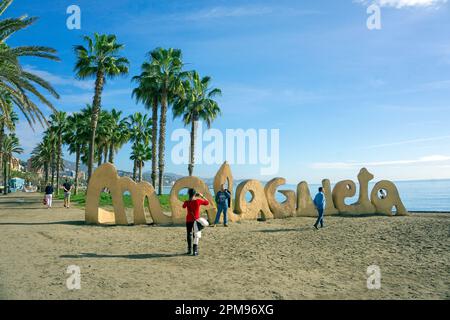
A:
[132, 159, 137, 181]
[51, 151, 55, 187]
[3, 159, 7, 195]
[74, 146, 80, 195]
[108, 142, 114, 164]
[56, 136, 62, 196]
[151, 96, 158, 188]
[87, 70, 105, 182]
[103, 145, 108, 164]
[6, 159, 9, 194]
[188, 118, 198, 176]
[0, 124, 4, 175]
[44, 163, 49, 185]
[158, 94, 167, 195]
[139, 162, 143, 182]
[97, 150, 102, 167]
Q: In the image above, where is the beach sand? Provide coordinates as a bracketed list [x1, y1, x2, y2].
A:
[0, 193, 448, 300]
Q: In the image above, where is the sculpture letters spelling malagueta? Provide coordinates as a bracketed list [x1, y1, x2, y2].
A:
[85, 162, 408, 225]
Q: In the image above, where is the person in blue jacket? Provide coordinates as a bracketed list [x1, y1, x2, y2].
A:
[213, 185, 231, 227]
[313, 187, 326, 229]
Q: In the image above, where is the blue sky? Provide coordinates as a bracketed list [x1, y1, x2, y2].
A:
[5, 0, 450, 183]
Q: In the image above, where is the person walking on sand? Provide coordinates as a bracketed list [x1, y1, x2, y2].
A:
[44, 184, 53, 209]
[313, 187, 326, 229]
[62, 179, 73, 208]
[213, 185, 231, 227]
[183, 189, 209, 256]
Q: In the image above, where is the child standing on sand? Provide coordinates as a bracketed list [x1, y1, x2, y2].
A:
[313, 187, 326, 229]
[183, 189, 209, 256]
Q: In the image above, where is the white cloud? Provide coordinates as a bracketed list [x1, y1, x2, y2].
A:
[369, 79, 386, 88]
[420, 79, 450, 90]
[363, 135, 450, 149]
[186, 6, 273, 20]
[311, 154, 450, 169]
[219, 83, 327, 115]
[356, 0, 447, 8]
[23, 65, 94, 90]
[184, 6, 321, 21]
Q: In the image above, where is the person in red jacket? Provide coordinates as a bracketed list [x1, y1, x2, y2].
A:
[183, 188, 209, 256]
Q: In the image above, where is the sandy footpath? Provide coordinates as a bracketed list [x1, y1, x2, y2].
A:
[0, 193, 448, 300]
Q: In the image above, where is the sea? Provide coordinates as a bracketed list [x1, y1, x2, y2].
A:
[163, 179, 450, 212]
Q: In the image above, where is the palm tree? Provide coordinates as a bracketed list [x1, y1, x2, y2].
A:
[132, 62, 160, 188]
[127, 112, 143, 181]
[1, 133, 22, 194]
[0, 94, 17, 173]
[107, 108, 129, 164]
[64, 112, 89, 195]
[49, 111, 67, 195]
[148, 48, 185, 194]
[130, 143, 151, 182]
[30, 138, 52, 186]
[74, 33, 129, 181]
[77, 104, 107, 168]
[127, 112, 152, 182]
[94, 110, 111, 166]
[0, 0, 60, 128]
[42, 127, 57, 187]
[173, 71, 222, 176]
[78, 104, 94, 166]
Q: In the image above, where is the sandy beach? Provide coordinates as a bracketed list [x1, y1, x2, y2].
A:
[0, 193, 448, 300]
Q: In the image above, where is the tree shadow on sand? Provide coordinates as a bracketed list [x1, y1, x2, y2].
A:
[0, 207, 56, 210]
[0, 221, 86, 226]
[60, 252, 186, 260]
[252, 226, 314, 233]
[0, 221, 185, 228]
[336, 213, 387, 218]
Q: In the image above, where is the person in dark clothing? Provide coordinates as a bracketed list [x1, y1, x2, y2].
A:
[183, 189, 209, 256]
[213, 185, 231, 227]
[313, 187, 326, 229]
[44, 184, 53, 209]
[62, 179, 72, 208]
